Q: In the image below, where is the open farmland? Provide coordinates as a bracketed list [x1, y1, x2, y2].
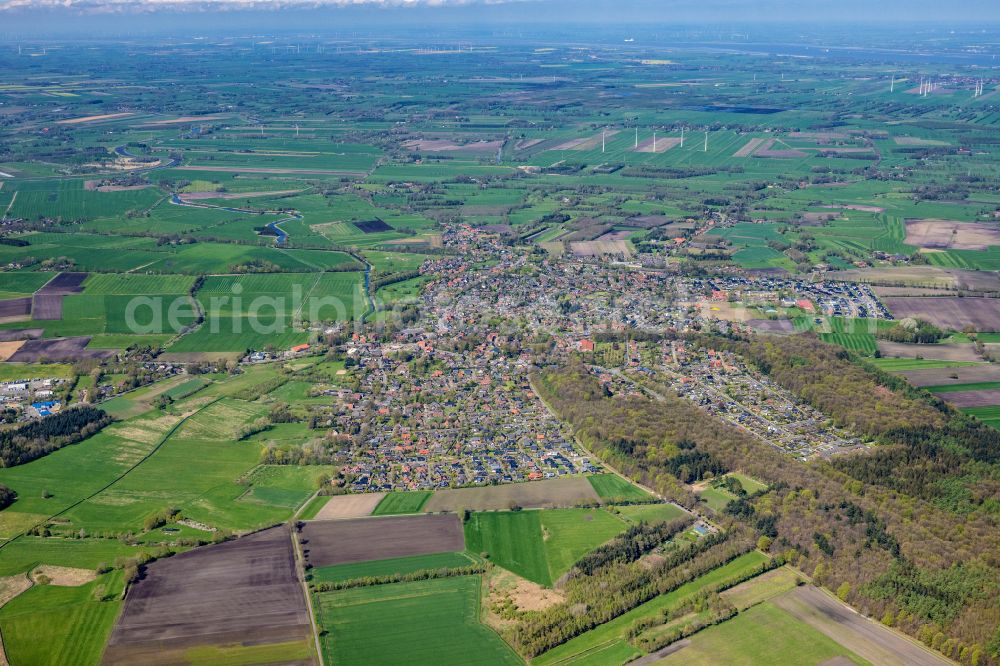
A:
[421, 477, 601, 512]
[587, 474, 653, 502]
[464, 508, 627, 586]
[314, 576, 522, 666]
[103, 526, 314, 666]
[0, 19, 999, 666]
[310, 492, 385, 520]
[301, 514, 465, 567]
[309, 551, 476, 585]
[883, 297, 1000, 331]
[657, 599, 868, 666]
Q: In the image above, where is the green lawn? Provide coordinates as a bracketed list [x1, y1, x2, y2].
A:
[372, 491, 432, 515]
[656, 600, 868, 666]
[314, 576, 522, 666]
[586, 474, 652, 502]
[310, 551, 476, 584]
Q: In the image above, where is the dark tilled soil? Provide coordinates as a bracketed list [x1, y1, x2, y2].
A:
[31, 294, 63, 320]
[7, 337, 114, 362]
[0, 298, 31, 318]
[36, 272, 88, 294]
[301, 514, 464, 567]
[0, 328, 42, 341]
[883, 296, 1000, 332]
[103, 526, 312, 665]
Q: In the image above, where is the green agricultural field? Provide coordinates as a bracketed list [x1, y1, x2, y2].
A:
[464, 508, 626, 586]
[298, 495, 330, 520]
[372, 491, 432, 515]
[464, 510, 548, 585]
[533, 551, 770, 666]
[237, 465, 334, 511]
[0, 363, 74, 382]
[0, 536, 170, 576]
[927, 382, 1000, 393]
[310, 551, 476, 584]
[167, 271, 365, 352]
[81, 273, 195, 295]
[538, 509, 627, 582]
[314, 576, 522, 666]
[0, 570, 125, 666]
[25, 396, 300, 536]
[656, 601, 867, 666]
[613, 503, 688, 525]
[868, 358, 984, 371]
[0, 271, 56, 299]
[697, 486, 736, 512]
[586, 474, 652, 502]
[965, 406, 1000, 431]
[698, 473, 767, 512]
[183, 640, 315, 666]
[728, 473, 768, 494]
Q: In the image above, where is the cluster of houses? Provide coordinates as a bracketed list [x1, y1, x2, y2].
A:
[593, 341, 864, 461]
[689, 275, 892, 320]
[321, 334, 600, 492]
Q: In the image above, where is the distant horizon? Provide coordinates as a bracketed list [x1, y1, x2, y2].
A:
[2, 0, 1000, 38]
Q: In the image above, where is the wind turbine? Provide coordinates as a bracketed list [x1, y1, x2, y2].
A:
[295, 124, 300, 138]
[635, 126, 638, 149]
[680, 126, 685, 148]
[653, 131, 657, 152]
[890, 75, 895, 93]
[602, 129, 606, 153]
[704, 131, 709, 152]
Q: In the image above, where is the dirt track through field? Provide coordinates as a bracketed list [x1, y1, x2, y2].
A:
[772, 586, 951, 666]
[301, 514, 464, 567]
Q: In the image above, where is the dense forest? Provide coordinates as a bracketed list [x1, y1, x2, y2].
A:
[533, 347, 1000, 666]
[0, 406, 111, 468]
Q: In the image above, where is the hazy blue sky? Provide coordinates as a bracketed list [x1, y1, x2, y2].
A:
[1, 0, 999, 34]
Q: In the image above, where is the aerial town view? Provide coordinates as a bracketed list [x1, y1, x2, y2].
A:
[0, 0, 998, 664]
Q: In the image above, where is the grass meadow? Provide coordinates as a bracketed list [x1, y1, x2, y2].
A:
[314, 576, 522, 666]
